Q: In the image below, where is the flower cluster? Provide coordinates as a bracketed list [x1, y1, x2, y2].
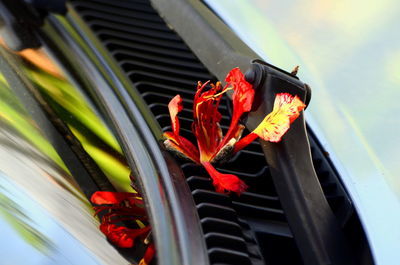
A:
[164, 68, 306, 195]
[91, 191, 154, 265]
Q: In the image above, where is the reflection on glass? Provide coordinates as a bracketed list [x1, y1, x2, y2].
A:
[0, 182, 53, 254]
[0, 71, 67, 171]
[0, 39, 149, 263]
[0, 79, 129, 263]
[204, 0, 400, 191]
[13, 47, 132, 191]
[0, 170, 127, 264]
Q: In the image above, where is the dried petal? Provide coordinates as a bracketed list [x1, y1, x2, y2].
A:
[212, 138, 236, 164]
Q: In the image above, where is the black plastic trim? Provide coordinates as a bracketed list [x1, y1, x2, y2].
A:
[41, 8, 209, 265]
[245, 61, 354, 265]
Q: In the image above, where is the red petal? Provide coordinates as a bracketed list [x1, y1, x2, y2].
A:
[252, 93, 306, 142]
[139, 244, 156, 265]
[168, 95, 183, 135]
[91, 191, 146, 219]
[164, 94, 201, 163]
[164, 132, 200, 163]
[225, 68, 254, 114]
[233, 132, 258, 153]
[100, 223, 150, 248]
[193, 81, 210, 119]
[100, 224, 133, 248]
[91, 191, 136, 205]
[220, 68, 255, 149]
[202, 162, 248, 195]
[192, 82, 224, 162]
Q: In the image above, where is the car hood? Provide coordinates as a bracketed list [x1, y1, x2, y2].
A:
[204, 0, 400, 264]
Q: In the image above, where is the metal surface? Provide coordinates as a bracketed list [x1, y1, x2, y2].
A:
[203, 1, 399, 264]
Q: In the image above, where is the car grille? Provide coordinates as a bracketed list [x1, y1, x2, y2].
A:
[69, 0, 354, 264]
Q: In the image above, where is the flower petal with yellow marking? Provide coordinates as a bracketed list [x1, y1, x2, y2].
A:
[253, 93, 306, 142]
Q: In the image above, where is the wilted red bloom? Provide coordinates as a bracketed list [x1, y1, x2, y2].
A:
[99, 223, 150, 248]
[91, 191, 150, 248]
[164, 68, 306, 195]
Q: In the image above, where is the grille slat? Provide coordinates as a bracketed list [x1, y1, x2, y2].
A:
[80, 0, 163, 14]
[121, 60, 212, 80]
[128, 70, 203, 87]
[205, 233, 248, 253]
[209, 248, 251, 265]
[97, 29, 190, 51]
[88, 20, 182, 41]
[138, 82, 197, 96]
[201, 217, 242, 236]
[81, 11, 171, 32]
[110, 45, 201, 65]
[232, 202, 285, 221]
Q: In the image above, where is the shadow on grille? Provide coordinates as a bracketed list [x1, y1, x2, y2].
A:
[70, 0, 353, 264]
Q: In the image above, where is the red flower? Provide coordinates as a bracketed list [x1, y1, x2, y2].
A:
[91, 191, 150, 248]
[164, 68, 306, 195]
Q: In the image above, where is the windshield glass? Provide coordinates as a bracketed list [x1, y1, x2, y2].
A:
[204, 1, 400, 263]
[204, 0, 400, 176]
[204, 0, 400, 192]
